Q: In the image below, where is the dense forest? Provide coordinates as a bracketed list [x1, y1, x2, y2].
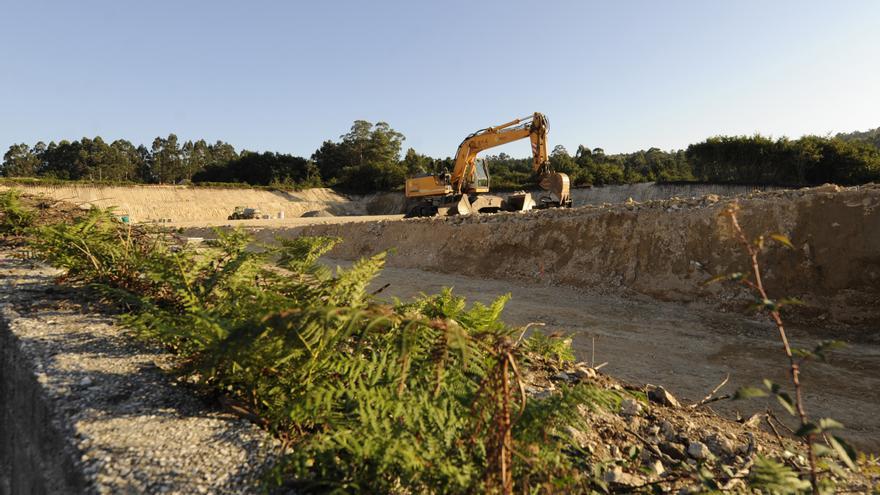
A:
[3, 123, 879, 192]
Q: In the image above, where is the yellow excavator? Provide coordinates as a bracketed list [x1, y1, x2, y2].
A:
[404, 112, 572, 217]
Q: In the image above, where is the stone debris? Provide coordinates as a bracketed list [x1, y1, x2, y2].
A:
[687, 441, 713, 460]
[294, 183, 880, 326]
[603, 466, 645, 487]
[571, 362, 598, 380]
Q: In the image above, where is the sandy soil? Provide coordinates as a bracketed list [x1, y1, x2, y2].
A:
[356, 262, 880, 452]
[0, 184, 406, 223]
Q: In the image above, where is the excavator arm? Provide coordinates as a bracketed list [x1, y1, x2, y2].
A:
[450, 113, 569, 206]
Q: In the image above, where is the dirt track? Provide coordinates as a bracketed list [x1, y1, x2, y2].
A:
[362, 263, 880, 452]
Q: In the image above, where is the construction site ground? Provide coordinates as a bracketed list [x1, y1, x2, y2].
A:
[6, 182, 879, 453]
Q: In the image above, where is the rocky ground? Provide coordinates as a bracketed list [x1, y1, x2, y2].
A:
[360, 263, 880, 453]
[524, 363, 800, 492]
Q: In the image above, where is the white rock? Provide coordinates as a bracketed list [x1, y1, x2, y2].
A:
[648, 386, 680, 408]
[620, 398, 643, 416]
[604, 467, 645, 487]
[650, 459, 666, 476]
[687, 441, 712, 460]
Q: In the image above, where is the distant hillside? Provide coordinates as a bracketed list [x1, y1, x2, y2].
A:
[836, 126, 880, 149]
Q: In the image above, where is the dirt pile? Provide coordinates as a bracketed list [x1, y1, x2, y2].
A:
[568, 182, 781, 205]
[284, 184, 880, 325]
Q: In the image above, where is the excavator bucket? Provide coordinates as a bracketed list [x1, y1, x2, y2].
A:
[538, 172, 572, 208]
[550, 172, 572, 207]
[504, 192, 537, 212]
[452, 195, 472, 216]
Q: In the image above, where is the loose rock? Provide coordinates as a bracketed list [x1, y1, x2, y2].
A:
[648, 386, 680, 408]
[687, 441, 712, 460]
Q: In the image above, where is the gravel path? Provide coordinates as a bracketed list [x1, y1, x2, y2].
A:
[0, 253, 282, 494]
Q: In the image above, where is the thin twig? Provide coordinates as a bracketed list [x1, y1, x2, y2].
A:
[767, 409, 796, 435]
[590, 334, 595, 368]
[369, 282, 390, 296]
[691, 373, 730, 408]
[765, 414, 787, 449]
[514, 322, 545, 346]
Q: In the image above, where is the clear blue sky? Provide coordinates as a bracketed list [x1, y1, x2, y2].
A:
[2, 1, 878, 158]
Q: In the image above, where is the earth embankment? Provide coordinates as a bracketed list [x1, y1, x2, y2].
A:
[0, 184, 404, 223]
[278, 184, 880, 326]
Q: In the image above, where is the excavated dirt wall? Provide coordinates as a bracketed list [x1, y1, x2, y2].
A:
[0, 184, 404, 222]
[284, 184, 880, 325]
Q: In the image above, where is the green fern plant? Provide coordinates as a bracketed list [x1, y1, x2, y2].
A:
[0, 188, 35, 235]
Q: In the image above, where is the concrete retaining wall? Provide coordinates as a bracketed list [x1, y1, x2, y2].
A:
[1, 315, 87, 494]
[0, 255, 282, 494]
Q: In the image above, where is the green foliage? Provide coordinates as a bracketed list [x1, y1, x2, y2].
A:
[194, 150, 320, 187]
[0, 188, 35, 235]
[311, 120, 407, 193]
[748, 456, 812, 494]
[483, 145, 694, 189]
[6, 124, 880, 192]
[522, 330, 575, 365]
[18, 203, 866, 493]
[687, 134, 880, 186]
[27, 206, 627, 493]
[836, 126, 880, 150]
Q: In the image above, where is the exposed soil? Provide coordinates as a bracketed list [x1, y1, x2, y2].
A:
[288, 184, 880, 326]
[359, 263, 880, 453]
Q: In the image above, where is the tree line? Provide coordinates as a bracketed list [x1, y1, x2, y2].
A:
[4, 123, 879, 192]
